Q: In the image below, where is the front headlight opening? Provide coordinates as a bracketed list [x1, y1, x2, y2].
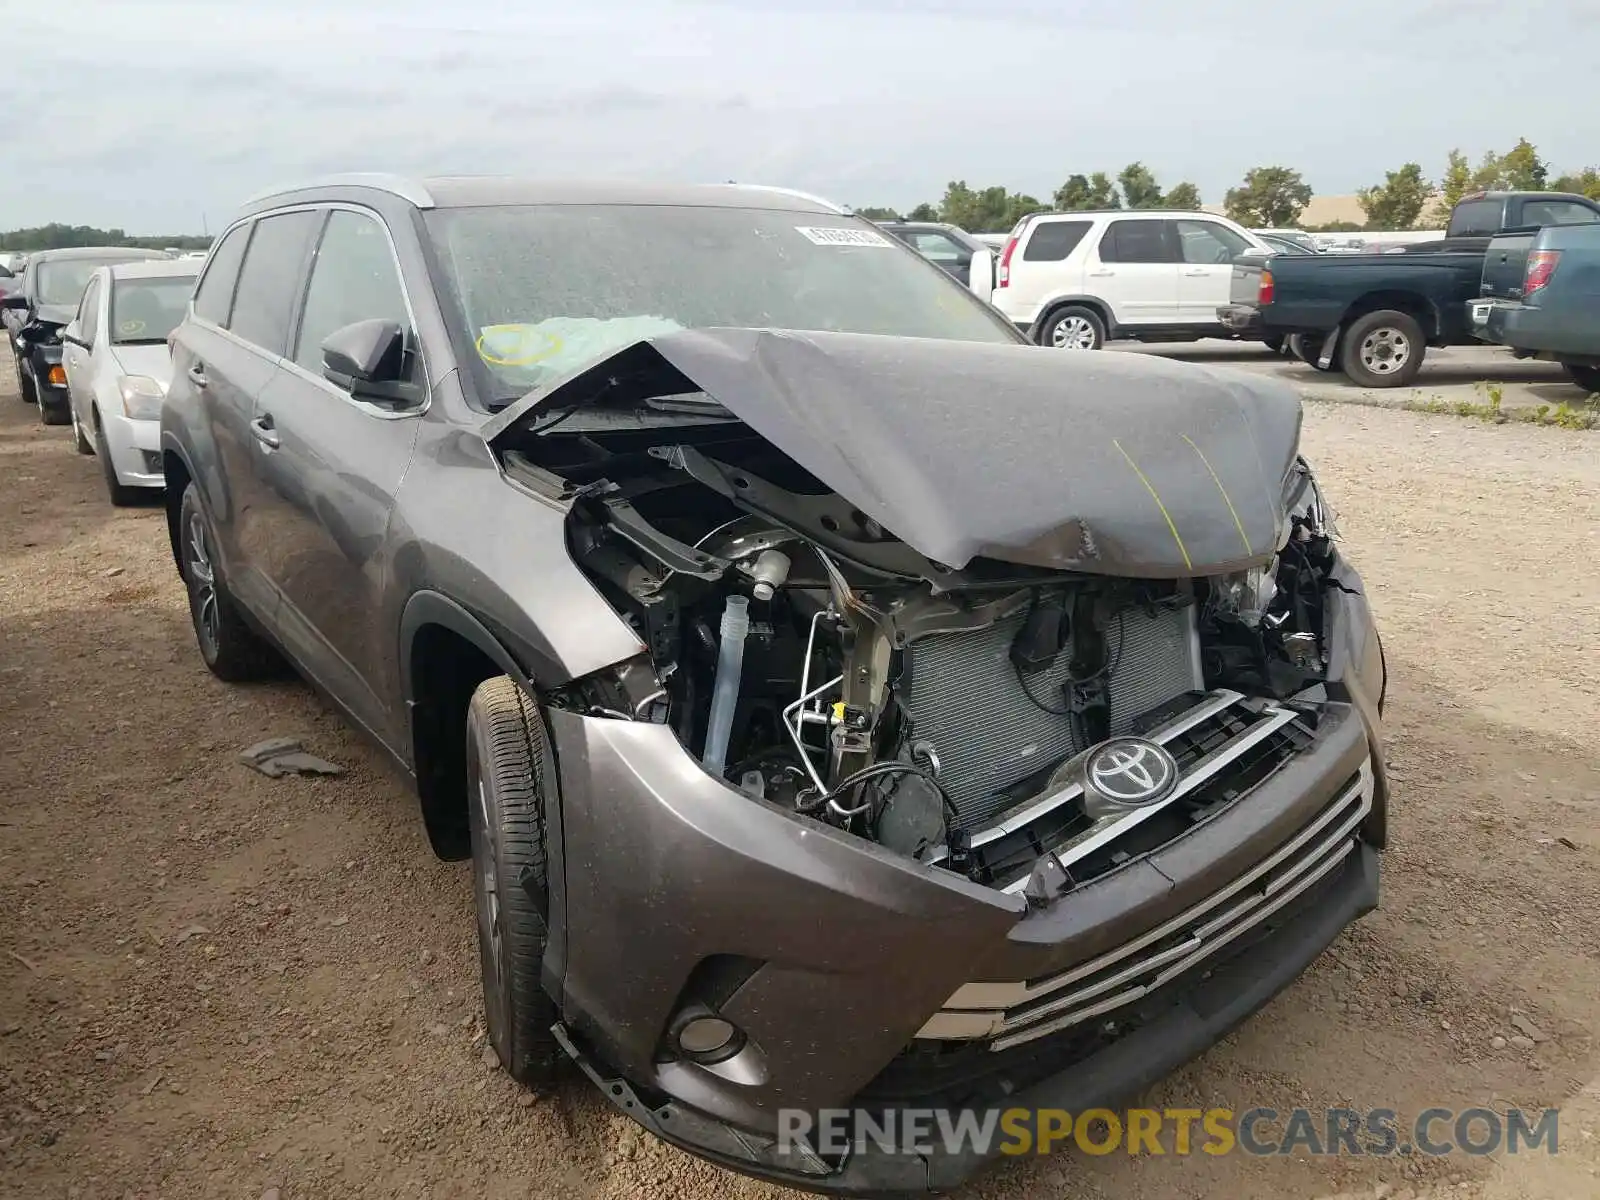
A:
[117, 375, 165, 420]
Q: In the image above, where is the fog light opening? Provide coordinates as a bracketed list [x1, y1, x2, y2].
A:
[674, 1014, 744, 1063]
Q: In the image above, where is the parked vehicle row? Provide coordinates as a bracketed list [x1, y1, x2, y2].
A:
[132, 174, 1389, 1196]
[1217, 190, 1600, 387]
[1471, 220, 1600, 394]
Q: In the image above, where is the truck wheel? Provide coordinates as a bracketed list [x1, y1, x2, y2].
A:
[1263, 334, 1284, 354]
[1288, 333, 1336, 371]
[1040, 305, 1105, 350]
[466, 677, 564, 1090]
[1340, 310, 1425, 388]
[1563, 363, 1600, 395]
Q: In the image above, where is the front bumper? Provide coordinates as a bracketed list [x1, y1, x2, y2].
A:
[1215, 303, 1262, 334]
[544, 580, 1388, 1194]
[100, 410, 165, 488]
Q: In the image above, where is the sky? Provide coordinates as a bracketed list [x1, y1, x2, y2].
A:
[5, 0, 1598, 234]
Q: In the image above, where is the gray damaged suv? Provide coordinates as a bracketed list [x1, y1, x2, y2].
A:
[161, 176, 1389, 1195]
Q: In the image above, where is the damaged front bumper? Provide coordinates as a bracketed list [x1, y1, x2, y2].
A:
[540, 578, 1388, 1196]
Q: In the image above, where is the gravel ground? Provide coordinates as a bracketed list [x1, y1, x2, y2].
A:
[2, 352, 1598, 1200]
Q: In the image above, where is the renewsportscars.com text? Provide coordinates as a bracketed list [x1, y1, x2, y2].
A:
[777, 1106, 1560, 1158]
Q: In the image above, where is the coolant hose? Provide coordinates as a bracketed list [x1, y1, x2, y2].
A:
[701, 595, 750, 778]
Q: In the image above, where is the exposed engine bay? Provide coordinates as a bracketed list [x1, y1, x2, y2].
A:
[503, 405, 1344, 886]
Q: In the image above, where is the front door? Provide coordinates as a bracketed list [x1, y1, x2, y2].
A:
[62, 274, 101, 427]
[1174, 219, 1254, 323]
[1089, 219, 1181, 325]
[246, 208, 422, 750]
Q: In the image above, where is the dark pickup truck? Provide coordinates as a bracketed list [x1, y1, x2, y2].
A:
[1471, 221, 1600, 395]
[1218, 191, 1600, 387]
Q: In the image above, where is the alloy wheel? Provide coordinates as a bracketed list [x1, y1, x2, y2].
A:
[1051, 315, 1098, 350]
[185, 510, 219, 657]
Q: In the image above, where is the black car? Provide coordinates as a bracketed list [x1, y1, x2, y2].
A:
[161, 175, 1388, 1196]
[875, 219, 996, 294]
[1, 245, 171, 423]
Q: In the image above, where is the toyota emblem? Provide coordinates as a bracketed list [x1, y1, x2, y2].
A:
[1080, 737, 1180, 819]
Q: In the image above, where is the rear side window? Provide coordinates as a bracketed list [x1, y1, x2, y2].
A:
[228, 211, 321, 354]
[1522, 200, 1598, 228]
[192, 224, 250, 326]
[292, 210, 412, 375]
[1449, 199, 1503, 237]
[1099, 220, 1176, 264]
[1023, 220, 1091, 262]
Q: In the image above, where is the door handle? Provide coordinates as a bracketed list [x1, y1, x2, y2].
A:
[187, 363, 209, 388]
[1183, 268, 1210, 276]
[250, 414, 280, 450]
[1089, 269, 1115, 277]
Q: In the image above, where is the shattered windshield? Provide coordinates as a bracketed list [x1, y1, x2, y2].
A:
[424, 203, 1020, 403]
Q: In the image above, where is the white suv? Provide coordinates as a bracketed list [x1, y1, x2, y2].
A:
[991, 210, 1270, 349]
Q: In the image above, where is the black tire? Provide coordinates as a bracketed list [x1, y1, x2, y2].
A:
[1039, 304, 1106, 351]
[465, 677, 563, 1089]
[1339, 309, 1426, 388]
[71, 403, 94, 454]
[15, 359, 37, 405]
[38, 396, 70, 426]
[177, 483, 281, 681]
[1288, 332, 1336, 370]
[98, 417, 141, 507]
[1263, 334, 1284, 354]
[1562, 363, 1600, 396]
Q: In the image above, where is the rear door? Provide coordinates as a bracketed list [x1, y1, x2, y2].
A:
[1173, 218, 1254, 322]
[1090, 218, 1181, 324]
[246, 207, 424, 749]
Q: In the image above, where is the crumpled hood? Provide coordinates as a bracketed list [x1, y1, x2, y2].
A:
[487, 328, 1302, 577]
[32, 303, 75, 328]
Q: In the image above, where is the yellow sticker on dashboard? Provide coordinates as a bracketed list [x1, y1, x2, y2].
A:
[475, 324, 566, 367]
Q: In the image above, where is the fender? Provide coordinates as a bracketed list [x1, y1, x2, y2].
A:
[158, 433, 201, 573]
[1027, 294, 1116, 342]
[398, 589, 531, 701]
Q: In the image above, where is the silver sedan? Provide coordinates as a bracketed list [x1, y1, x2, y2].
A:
[60, 259, 197, 504]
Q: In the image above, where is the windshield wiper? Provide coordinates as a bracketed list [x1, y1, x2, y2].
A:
[640, 391, 731, 416]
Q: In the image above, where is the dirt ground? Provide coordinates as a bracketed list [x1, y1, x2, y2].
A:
[2, 351, 1598, 1200]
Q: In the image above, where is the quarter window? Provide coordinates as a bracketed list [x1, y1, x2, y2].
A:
[1098, 220, 1176, 264]
[228, 211, 321, 354]
[292, 211, 412, 376]
[78, 276, 102, 346]
[192, 223, 250, 327]
[1522, 200, 1598, 228]
[1023, 220, 1092, 262]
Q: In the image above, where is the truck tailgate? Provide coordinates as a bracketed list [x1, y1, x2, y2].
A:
[1230, 254, 1268, 306]
[1481, 231, 1536, 299]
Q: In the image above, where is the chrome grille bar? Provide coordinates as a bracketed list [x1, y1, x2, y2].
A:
[916, 764, 1373, 1049]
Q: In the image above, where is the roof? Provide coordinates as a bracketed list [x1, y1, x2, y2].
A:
[1029, 208, 1216, 221]
[23, 246, 171, 263]
[107, 258, 201, 281]
[242, 174, 847, 215]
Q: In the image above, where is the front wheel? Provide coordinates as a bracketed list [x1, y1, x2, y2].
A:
[71, 403, 93, 455]
[1562, 363, 1600, 396]
[1040, 305, 1106, 351]
[1340, 310, 1426, 388]
[466, 677, 563, 1089]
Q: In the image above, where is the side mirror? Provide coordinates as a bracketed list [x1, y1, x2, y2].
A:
[321, 318, 419, 405]
[62, 321, 84, 348]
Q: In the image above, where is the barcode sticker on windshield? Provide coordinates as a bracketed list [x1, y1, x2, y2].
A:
[794, 226, 894, 248]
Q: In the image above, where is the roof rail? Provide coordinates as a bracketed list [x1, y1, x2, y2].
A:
[723, 183, 851, 214]
[242, 173, 436, 209]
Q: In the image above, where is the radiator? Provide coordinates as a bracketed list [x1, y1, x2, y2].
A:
[898, 603, 1202, 829]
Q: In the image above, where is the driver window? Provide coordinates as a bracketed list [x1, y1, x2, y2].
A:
[1174, 219, 1250, 264]
[293, 210, 411, 378]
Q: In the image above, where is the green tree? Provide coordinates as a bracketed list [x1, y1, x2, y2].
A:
[937, 181, 983, 229]
[1163, 181, 1202, 210]
[1357, 163, 1431, 229]
[1439, 149, 1474, 208]
[1086, 172, 1121, 209]
[1223, 166, 1312, 227]
[1117, 162, 1163, 208]
[1052, 174, 1092, 210]
[907, 202, 939, 221]
[936, 181, 1046, 231]
[1499, 138, 1549, 190]
[0, 223, 210, 251]
[1551, 168, 1600, 200]
[855, 205, 901, 221]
